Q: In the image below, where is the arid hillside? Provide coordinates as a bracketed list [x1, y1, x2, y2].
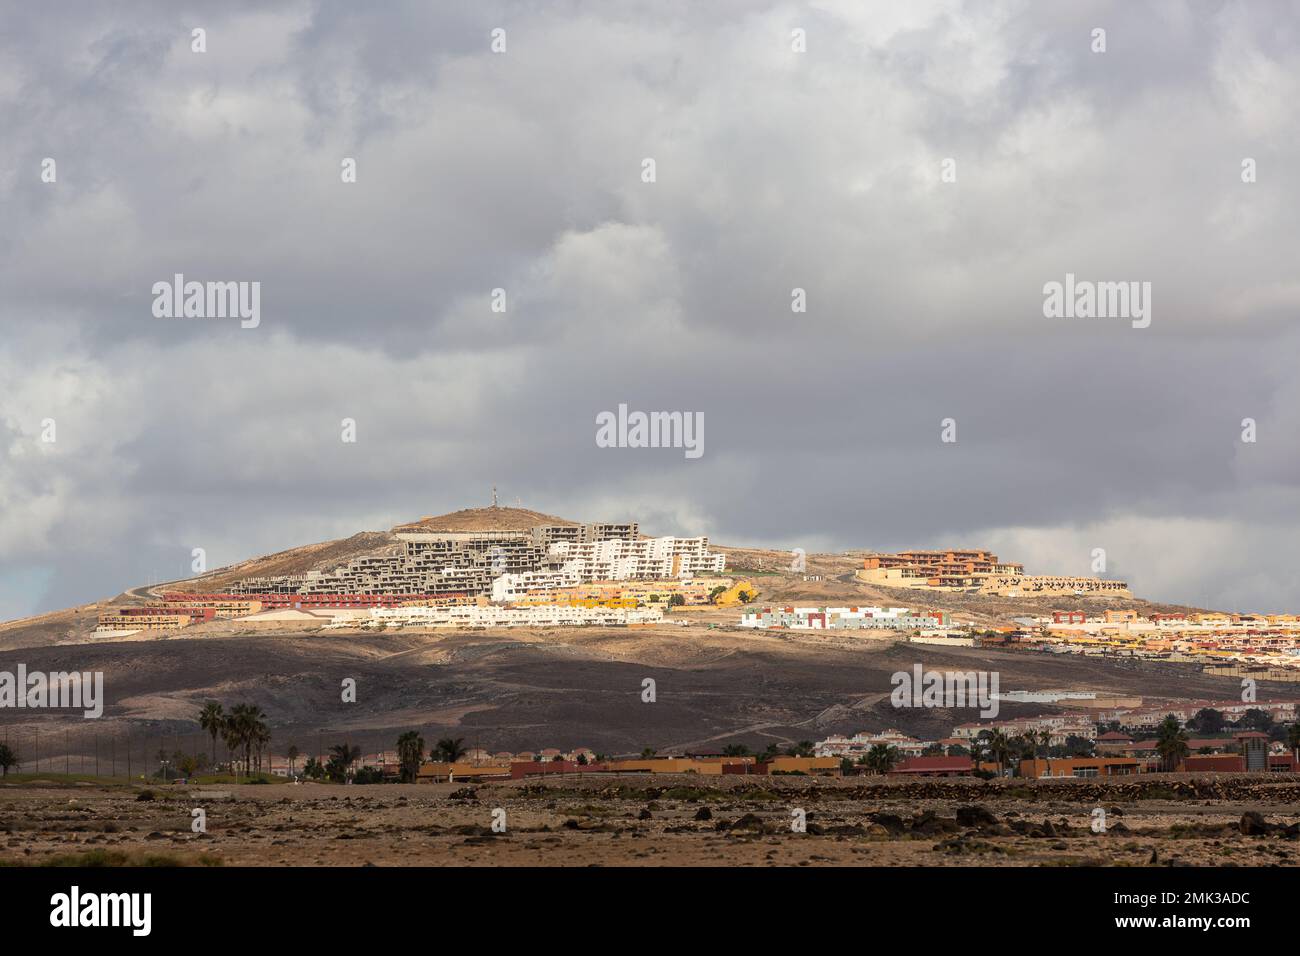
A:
[0, 507, 1202, 649]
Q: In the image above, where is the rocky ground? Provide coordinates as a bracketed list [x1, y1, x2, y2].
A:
[4, 774, 1299, 867]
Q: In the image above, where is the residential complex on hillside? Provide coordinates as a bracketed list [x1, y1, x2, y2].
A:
[1028, 610, 1300, 676]
[740, 605, 951, 631]
[857, 549, 1130, 596]
[95, 519, 730, 637]
[219, 523, 723, 600]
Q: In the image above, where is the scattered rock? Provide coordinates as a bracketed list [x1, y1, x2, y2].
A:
[956, 805, 998, 829]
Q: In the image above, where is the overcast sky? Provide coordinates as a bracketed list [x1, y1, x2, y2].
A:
[2, 1, 1299, 620]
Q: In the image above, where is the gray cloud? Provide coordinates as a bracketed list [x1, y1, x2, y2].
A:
[2, 1, 1299, 618]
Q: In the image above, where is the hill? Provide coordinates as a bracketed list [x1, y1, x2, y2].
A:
[392, 506, 579, 533]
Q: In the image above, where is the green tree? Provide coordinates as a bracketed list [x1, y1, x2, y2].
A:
[286, 744, 300, 776]
[198, 701, 224, 765]
[988, 729, 1011, 775]
[1189, 707, 1226, 735]
[722, 744, 750, 757]
[1237, 708, 1273, 732]
[640, 747, 657, 759]
[0, 742, 16, 776]
[668, 593, 686, 608]
[433, 737, 467, 764]
[786, 740, 815, 758]
[222, 703, 267, 776]
[1155, 714, 1189, 772]
[1064, 735, 1096, 758]
[327, 743, 362, 782]
[254, 724, 271, 774]
[396, 731, 425, 783]
[708, 585, 728, 604]
[864, 744, 900, 775]
[302, 756, 324, 780]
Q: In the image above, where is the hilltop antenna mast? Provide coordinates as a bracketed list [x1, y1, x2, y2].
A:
[491, 486, 498, 508]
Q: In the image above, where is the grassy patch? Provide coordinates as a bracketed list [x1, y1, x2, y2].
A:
[0, 773, 134, 788]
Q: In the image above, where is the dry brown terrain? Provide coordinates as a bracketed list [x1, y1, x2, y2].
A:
[0, 622, 1286, 769]
[4, 775, 1299, 867]
[0, 507, 1267, 776]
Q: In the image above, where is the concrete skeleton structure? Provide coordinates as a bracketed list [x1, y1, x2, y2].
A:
[221, 522, 724, 602]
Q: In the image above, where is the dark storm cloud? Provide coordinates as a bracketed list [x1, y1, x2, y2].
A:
[2, 1, 1299, 618]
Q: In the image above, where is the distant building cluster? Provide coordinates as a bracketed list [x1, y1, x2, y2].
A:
[321, 602, 664, 630]
[95, 598, 264, 636]
[814, 695, 1300, 777]
[1034, 610, 1300, 674]
[220, 523, 723, 601]
[857, 549, 1130, 597]
[739, 605, 950, 631]
[146, 519, 733, 633]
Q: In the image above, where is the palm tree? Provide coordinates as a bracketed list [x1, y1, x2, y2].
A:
[254, 725, 271, 774]
[221, 718, 242, 777]
[198, 702, 224, 765]
[222, 703, 268, 777]
[397, 731, 425, 783]
[286, 744, 300, 776]
[1155, 714, 1189, 772]
[1287, 723, 1300, 765]
[435, 737, 468, 764]
[988, 730, 1011, 776]
[328, 743, 362, 782]
[864, 743, 900, 775]
[968, 738, 985, 770]
[1016, 734, 1036, 760]
[1039, 729, 1052, 775]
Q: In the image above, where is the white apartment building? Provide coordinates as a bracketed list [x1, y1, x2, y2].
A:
[814, 729, 931, 759]
[491, 565, 584, 603]
[739, 606, 942, 631]
[547, 536, 725, 581]
[331, 603, 665, 629]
